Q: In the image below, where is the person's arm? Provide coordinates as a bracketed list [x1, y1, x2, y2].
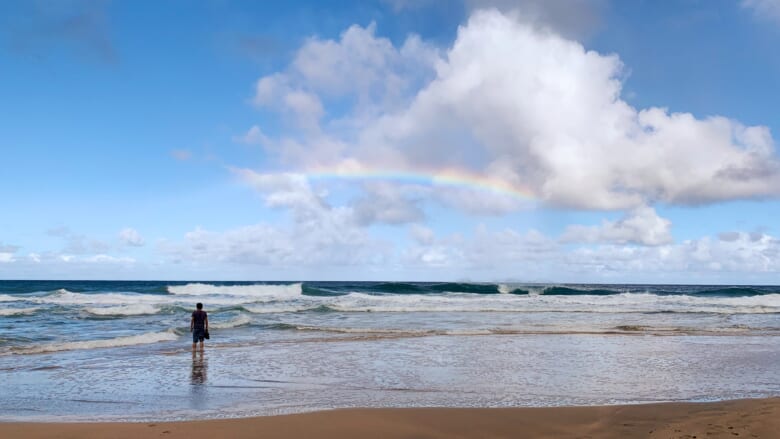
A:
[205, 315, 208, 332]
[190, 315, 194, 332]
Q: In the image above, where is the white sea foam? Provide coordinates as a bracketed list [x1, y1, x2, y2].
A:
[296, 292, 780, 314]
[243, 304, 318, 314]
[12, 287, 780, 315]
[167, 283, 302, 300]
[8, 330, 179, 355]
[211, 314, 252, 329]
[33, 290, 166, 306]
[85, 304, 160, 316]
[0, 295, 22, 302]
[293, 325, 435, 335]
[29, 288, 295, 309]
[0, 307, 40, 316]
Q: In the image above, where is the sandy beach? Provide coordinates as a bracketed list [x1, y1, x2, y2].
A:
[2, 398, 777, 439]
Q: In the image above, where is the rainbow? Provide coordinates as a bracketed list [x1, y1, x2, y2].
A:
[305, 164, 537, 202]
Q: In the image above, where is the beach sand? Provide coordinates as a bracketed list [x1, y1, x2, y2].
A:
[1, 398, 777, 439]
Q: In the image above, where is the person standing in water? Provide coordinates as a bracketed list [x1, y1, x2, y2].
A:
[190, 302, 208, 351]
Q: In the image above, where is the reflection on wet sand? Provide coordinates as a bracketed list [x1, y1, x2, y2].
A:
[191, 350, 207, 385]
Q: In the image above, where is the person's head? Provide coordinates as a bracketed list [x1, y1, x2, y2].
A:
[196, 302, 203, 310]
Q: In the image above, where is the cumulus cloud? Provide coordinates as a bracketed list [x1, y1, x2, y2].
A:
[252, 21, 439, 136]
[409, 224, 435, 245]
[401, 224, 780, 281]
[0, 243, 20, 263]
[561, 206, 673, 246]
[200, 9, 780, 281]
[402, 224, 560, 273]
[232, 169, 329, 214]
[84, 254, 135, 264]
[246, 9, 779, 215]
[119, 228, 144, 247]
[172, 168, 394, 268]
[234, 168, 426, 226]
[565, 232, 780, 279]
[742, 0, 780, 24]
[163, 222, 387, 269]
[0, 250, 141, 280]
[163, 217, 389, 269]
[352, 183, 425, 225]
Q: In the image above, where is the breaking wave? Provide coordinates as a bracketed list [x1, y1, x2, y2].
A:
[0, 307, 40, 317]
[167, 283, 303, 300]
[84, 304, 160, 316]
[6, 330, 179, 355]
[211, 314, 252, 329]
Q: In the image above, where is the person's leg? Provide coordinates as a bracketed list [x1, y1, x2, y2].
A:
[199, 340, 204, 351]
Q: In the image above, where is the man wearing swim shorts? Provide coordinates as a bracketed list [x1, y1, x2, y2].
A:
[190, 302, 208, 351]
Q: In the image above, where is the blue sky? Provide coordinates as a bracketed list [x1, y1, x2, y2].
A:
[1, 0, 779, 282]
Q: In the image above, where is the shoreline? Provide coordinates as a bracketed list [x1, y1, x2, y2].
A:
[1, 398, 777, 439]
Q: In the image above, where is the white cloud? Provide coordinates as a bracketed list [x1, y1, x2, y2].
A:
[163, 219, 389, 270]
[742, 0, 780, 24]
[409, 224, 435, 245]
[0, 251, 142, 280]
[232, 169, 328, 214]
[119, 228, 145, 247]
[402, 224, 560, 273]
[252, 22, 438, 134]
[167, 168, 394, 269]
[352, 183, 425, 225]
[564, 232, 780, 279]
[0, 253, 15, 263]
[84, 254, 136, 264]
[398, 224, 780, 281]
[561, 206, 673, 246]
[247, 9, 779, 214]
[433, 186, 528, 214]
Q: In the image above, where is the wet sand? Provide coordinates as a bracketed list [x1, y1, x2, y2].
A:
[1, 398, 778, 439]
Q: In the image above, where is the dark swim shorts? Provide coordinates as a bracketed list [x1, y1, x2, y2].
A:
[192, 328, 206, 343]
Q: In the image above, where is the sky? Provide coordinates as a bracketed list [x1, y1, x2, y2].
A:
[1, 0, 779, 283]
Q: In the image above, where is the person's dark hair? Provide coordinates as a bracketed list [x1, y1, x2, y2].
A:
[196, 302, 203, 310]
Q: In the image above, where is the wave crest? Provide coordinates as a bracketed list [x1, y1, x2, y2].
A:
[211, 314, 252, 329]
[167, 283, 302, 299]
[85, 304, 159, 316]
[0, 307, 40, 317]
[7, 330, 179, 355]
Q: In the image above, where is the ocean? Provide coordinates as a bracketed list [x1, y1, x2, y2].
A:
[0, 280, 778, 421]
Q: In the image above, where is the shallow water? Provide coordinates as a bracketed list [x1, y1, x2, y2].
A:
[1, 281, 778, 421]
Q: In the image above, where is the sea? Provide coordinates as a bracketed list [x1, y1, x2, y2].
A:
[0, 280, 778, 421]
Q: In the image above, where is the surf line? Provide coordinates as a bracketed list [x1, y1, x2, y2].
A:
[307, 165, 537, 202]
